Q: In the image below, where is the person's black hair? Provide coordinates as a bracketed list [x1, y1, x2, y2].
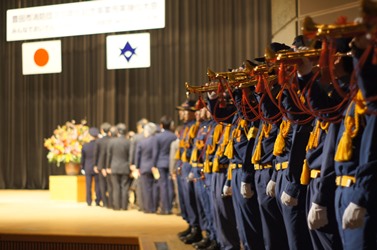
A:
[100, 122, 111, 133]
[109, 126, 118, 137]
[136, 118, 148, 127]
[116, 123, 127, 135]
[160, 115, 172, 130]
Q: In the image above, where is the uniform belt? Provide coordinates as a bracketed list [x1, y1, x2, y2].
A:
[310, 169, 321, 179]
[191, 163, 204, 167]
[254, 163, 272, 170]
[212, 163, 228, 173]
[212, 164, 229, 172]
[218, 164, 229, 169]
[275, 161, 288, 171]
[336, 175, 356, 187]
[229, 163, 242, 169]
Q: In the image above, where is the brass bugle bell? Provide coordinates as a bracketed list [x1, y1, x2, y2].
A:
[267, 48, 322, 64]
[252, 63, 278, 75]
[265, 46, 353, 66]
[216, 71, 250, 81]
[185, 75, 278, 97]
[301, 16, 367, 39]
[207, 68, 217, 79]
[237, 75, 278, 89]
[185, 81, 219, 95]
[207, 68, 251, 82]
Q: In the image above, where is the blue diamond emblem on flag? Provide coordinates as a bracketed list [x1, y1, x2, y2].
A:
[120, 42, 137, 62]
[107, 33, 150, 69]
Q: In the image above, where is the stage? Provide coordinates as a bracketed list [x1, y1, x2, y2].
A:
[0, 190, 193, 249]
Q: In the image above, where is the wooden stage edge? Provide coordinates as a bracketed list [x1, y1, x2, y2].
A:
[0, 190, 193, 250]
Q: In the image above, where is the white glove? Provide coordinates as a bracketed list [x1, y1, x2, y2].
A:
[223, 185, 232, 196]
[207, 91, 218, 100]
[281, 191, 298, 206]
[342, 202, 366, 229]
[81, 169, 85, 175]
[241, 182, 254, 199]
[266, 180, 276, 198]
[307, 203, 328, 230]
[187, 172, 195, 182]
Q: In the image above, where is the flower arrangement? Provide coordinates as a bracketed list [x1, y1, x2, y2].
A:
[44, 120, 92, 166]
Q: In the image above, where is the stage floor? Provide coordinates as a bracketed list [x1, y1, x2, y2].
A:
[0, 190, 193, 249]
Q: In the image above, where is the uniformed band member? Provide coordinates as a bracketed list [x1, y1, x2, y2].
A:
[206, 101, 240, 250]
[180, 103, 204, 245]
[299, 39, 352, 250]
[208, 85, 264, 250]
[333, 26, 377, 249]
[176, 100, 203, 244]
[199, 108, 223, 250]
[189, 100, 216, 249]
[251, 71, 289, 250]
[264, 42, 314, 250]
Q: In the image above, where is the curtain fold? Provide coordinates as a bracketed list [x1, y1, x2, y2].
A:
[0, 0, 271, 189]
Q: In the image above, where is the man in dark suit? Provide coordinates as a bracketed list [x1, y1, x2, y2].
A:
[107, 123, 132, 210]
[129, 118, 148, 211]
[152, 116, 177, 214]
[94, 122, 112, 208]
[136, 122, 158, 213]
[81, 127, 101, 206]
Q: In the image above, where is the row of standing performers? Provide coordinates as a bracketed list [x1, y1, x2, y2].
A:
[174, 38, 377, 250]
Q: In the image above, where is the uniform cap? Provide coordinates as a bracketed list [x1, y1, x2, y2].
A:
[254, 42, 293, 62]
[176, 99, 197, 112]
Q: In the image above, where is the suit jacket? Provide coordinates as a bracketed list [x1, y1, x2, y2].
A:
[129, 133, 144, 166]
[169, 139, 179, 174]
[152, 129, 177, 168]
[95, 135, 111, 170]
[107, 136, 131, 175]
[136, 136, 156, 174]
[81, 140, 97, 175]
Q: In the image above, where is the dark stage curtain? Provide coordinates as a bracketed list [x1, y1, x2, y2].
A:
[0, 0, 271, 189]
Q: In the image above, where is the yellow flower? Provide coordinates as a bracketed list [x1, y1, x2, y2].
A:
[44, 120, 91, 167]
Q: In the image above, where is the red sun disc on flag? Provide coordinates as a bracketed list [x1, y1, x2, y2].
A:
[34, 48, 49, 67]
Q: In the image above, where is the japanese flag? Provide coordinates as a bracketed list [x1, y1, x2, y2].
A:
[22, 40, 62, 75]
[106, 33, 150, 70]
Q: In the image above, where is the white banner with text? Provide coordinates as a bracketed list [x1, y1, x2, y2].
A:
[7, 0, 165, 41]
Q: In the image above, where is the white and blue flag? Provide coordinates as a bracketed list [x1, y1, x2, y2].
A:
[106, 33, 151, 70]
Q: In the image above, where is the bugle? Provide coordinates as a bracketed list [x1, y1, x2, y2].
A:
[264, 46, 353, 67]
[185, 75, 278, 95]
[252, 63, 278, 75]
[265, 47, 322, 64]
[207, 68, 251, 82]
[185, 82, 218, 95]
[302, 16, 367, 39]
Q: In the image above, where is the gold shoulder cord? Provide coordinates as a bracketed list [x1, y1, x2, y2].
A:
[252, 123, 272, 164]
[335, 90, 366, 162]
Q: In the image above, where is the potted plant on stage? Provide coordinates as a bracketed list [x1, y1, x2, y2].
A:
[44, 120, 92, 175]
